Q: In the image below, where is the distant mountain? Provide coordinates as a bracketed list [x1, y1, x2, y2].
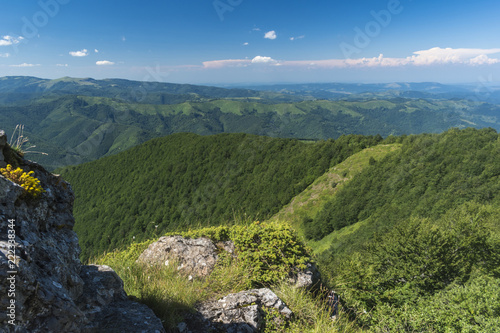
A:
[0, 76, 302, 105]
[3, 76, 500, 170]
[3, 93, 496, 170]
[233, 81, 500, 102]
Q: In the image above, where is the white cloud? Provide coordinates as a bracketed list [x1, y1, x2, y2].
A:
[282, 48, 500, 68]
[94, 49, 99, 53]
[0, 36, 24, 46]
[121, 36, 126, 42]
[243, 42, 249, 46]
[407, 47, 500, 66]
[290, 35, 305, 41]
[96, 60, 115, 66]
[56, 64, 69, 67]
[10, 63, 40, 67]
[199, 47, 500, 71]
[0, 53, 9, 58]
[469, 54, 499, 65]
[251, 56, 277, 64]
[203, 59, 251, 69]
[264, 30, 277, 40]
[69, 49, 89, 57]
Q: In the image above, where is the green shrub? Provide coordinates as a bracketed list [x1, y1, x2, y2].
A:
[371, 274, 500, 332]
[167, 221, 312, 286]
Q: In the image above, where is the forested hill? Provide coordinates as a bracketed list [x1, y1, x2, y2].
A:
[4, 93, 497, 170]
[59, 128, 500, 331]
[59, 132, 382, 261]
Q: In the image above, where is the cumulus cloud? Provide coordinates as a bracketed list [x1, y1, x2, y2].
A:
[243, 42, 249, 46]
[281, 47, 500, 68]
[0, 36, 24, 46]
[264, 30, 277, 40]
[96, 60, 115, 66]
[469, 54, 499, 65]
[251, 56, 277, 64]
[69, 49, 89, 57]
[199, 47, 500, 70]
[9, 63, 40, 67]
[95, 49, 99, 53]
[407, 47, 500, 66]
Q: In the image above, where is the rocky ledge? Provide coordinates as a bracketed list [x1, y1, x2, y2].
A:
[0, 132, 164, 333]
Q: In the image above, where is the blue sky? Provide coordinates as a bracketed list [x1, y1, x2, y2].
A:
[1, 0, 500, 84]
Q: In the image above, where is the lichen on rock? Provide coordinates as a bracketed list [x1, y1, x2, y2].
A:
[179, 288, 293, 333]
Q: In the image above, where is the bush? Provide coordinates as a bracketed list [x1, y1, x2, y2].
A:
[166, 221, 312, 286]
[371, 274, 500, 332]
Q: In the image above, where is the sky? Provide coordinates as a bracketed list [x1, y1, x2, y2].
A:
[1, 0, 500, 85]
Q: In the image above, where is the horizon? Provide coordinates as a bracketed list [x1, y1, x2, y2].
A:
[4, 75, 500, 89]
[1, 0, 499, 85]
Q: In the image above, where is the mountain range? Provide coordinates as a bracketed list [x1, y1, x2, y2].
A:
[2, 76, 500, 170]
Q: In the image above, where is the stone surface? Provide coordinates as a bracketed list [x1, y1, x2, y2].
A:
[0, 157, 164, 333]
[137, 235, 220, 278]
[288, 263, 321, 290]
[79, 265, 164, 333]
[179, 288, 292, 333]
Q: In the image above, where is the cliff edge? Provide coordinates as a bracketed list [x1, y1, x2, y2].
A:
[0, 130, 164, 333]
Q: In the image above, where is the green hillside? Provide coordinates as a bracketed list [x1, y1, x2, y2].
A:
[57, 128, 500, 331]
[305, 127, 500, 242]
[302, 128, 500, 330]
[269, 144, 401, 238]
[60, 132, 382, 261]
[4, 92, 497, 170]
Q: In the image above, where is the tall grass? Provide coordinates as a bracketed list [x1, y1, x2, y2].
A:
[91, 223, 361, 332]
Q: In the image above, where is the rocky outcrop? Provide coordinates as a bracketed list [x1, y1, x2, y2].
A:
[137, 235, 220, 278]
[137, 235, 319, 290]
[178, 288, 292, 333]
[288, 263, 321, 290]
[78, 265, 164, 333]
[0, 144, 164, 333]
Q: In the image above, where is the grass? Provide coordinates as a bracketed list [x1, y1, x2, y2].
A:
[274, 282, 362, 333]
[92, 223, 362, 332]
[269, 144, 401, 239]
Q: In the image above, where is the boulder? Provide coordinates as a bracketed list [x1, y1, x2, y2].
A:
[0, 156, 164, 332]
[288, 263, 321, 290]
[137, 236, 220, 278]
[178, 288, 292, 333]
[78, 265, 164, 333]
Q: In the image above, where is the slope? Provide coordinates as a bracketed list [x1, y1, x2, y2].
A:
[269, 143, 402, 239]
[60, 132, 382, 261]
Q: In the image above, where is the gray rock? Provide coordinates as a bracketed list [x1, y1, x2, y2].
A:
[180, 288, 292, 333]
[137, 236, 219, 278]
[79, 265, 164, 333]
[288, 263, 321, 290]
[0, 158, 165, 332]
